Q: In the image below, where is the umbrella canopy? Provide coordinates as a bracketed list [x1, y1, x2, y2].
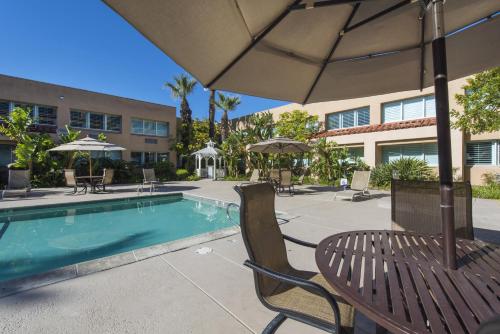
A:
[103, 0, 499, 104]
[49, 136, 126, 178]
[49, 136, 126, 152]
[247, 137, 311, 154]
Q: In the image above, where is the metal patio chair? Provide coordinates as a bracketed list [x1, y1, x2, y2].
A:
[96, 168, 114, 192]
[334, 171, 371, 201]
[235, 183, 355, 334]
[64, 169, 87, 194]
[391, 179, 474, 240]
[278, 170, 294, 195]
[142, 168, 160, 194]
[1, 169, 31, 199]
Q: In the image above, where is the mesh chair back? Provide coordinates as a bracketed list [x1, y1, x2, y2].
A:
[280, 170, 292, 186]
[391, 179, 474, 240]
[102, 169, 114, 185]
[8, 170, 30, 189]
[143, 168, 156, 182]
[235, 183, 291, 296]
[249, 169, 260, 182]
[350, 171, 370, 191]
[64, 169, 76, 187]
[269, 169, 279, 182]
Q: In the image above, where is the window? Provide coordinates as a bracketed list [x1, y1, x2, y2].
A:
[0, 100, 10, 118]
[1, 100, 58, 125]
[466, 141, 499, 165]
[382, 95, 435, 123]
[37, 106, 57, 125]
[130, 152, 169, 165]
[131, 118, 169, 137]
[144, 152, 156, 164]
[0, 144, 14, 167]
[325, 107, 370, 130]
[157, 153, 169, 162]
[70, 110, 121, 132]
[348, 147, 364, 161]
[130, 152, 143, 164]
[381, 143, 438, 166]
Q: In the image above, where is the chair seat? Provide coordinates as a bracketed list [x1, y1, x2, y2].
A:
[265, 271, 355, 332]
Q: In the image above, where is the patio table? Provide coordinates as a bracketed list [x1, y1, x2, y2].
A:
[315, 230, 500, 334]
[76, 176, 103, 193]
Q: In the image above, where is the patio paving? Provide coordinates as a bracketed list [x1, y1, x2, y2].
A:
[0, 180, 499, 334]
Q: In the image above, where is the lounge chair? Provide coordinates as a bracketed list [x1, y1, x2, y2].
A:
[142, 168, 160, 194]
[96, 168, 114, 192]
[334, 171, 371, 201]
[278, 170, 294, 195]
[391, 179, 474, 240]
[1, 169, 31, 199]
[235, 183, 355, 334]
[64, 169, 87, 194]
[234, 183, 354, 334]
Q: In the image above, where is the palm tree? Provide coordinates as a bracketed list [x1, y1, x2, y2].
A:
[165, 74, 197, 157]
[208, 89, 216, 140]
[216, 92, 241, 142]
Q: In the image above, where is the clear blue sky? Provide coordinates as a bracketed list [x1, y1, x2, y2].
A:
[0, 0, 288, 120]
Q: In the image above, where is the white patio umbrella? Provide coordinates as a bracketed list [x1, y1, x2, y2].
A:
[103, 0, 500, 268]
[49, 136, 126, 178]
[247, 137, 311, 179]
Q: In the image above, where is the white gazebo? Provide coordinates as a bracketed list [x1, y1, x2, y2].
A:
[192, 141, 225, 180]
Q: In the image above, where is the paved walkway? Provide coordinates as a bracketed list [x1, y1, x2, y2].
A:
[0, 180, 499, 334]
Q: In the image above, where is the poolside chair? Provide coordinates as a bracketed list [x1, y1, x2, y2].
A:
[64, 169, 87, 194]
[235, 183, 355, 334]
[248, 169, 261, 183]
[334, 171, 371, 201]
[1, 169, 31, 199]
[391, 179, 474, 240]
[142, 168, 160, 194]
[96, 168, 114, 192]
[278, 170, 294, 195]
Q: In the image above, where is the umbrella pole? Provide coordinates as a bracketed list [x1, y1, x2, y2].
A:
[89, 151, 93, 178]
[432, 0, 456, 270]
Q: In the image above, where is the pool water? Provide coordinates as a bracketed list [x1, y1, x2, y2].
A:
[0, 195, 238, 282]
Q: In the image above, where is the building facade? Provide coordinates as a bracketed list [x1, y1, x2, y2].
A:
[0, 74, 176, 167]
[238, 77, 499, 185]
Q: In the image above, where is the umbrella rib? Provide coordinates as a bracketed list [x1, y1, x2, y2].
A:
[302, 3, 360, 105]
[206, 0, 302, 88]
[344, 0, 412, 33]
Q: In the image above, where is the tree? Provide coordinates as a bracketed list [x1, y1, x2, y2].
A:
[216, 92, 241, 142]
[275, 110, 319, 142]
[208, 89, 216, 140]
[190, 119, 220, 153]
[451, 68, 500, 134]
[165, 73, 197, 159]
[58, 125, 81, 168]
[221, 130, 246, 177]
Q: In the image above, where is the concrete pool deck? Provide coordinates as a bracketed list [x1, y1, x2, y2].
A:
[0, 180, 499, 334]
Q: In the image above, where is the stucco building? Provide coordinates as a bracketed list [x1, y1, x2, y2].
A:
[235, 77, 499, 185]
[0, 74, 176, 167]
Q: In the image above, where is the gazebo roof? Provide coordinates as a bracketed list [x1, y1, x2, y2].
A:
[192, 140, 223, 158]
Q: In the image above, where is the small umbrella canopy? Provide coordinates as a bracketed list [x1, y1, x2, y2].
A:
[247, 137, 311, 154]
[49, 136, 126, 177]
[103, 0, 499, 104]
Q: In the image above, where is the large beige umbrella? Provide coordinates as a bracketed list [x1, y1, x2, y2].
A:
[49, 136, 126, 178]
[103, 0, 500, 268]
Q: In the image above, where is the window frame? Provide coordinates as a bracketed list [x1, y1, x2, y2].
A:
[130, 118, 169, 137]
[8, 100, 58, 126]
[325, 106, 370, 130]
[69, 109, 122, 133]
[465, 140, 499, 166]
[381, 142, 439, 167]
[382, 94, 436, 123]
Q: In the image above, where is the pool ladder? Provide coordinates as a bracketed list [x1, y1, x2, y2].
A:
[226, 203, 240, 227]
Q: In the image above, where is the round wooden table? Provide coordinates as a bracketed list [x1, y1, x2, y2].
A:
[315, 230, 500, 334]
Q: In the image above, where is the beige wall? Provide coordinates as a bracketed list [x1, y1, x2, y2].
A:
[0, 74, 177, 165]
[239, 77, 499, 185]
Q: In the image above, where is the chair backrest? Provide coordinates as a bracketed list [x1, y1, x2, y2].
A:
[350, 170, 370, 191]
[391, 179, 474, 240]
[143, 168, 156, 182]
[8, 169, 30, 189]
[235, 183, 291, 297]
[280, 170, 292, 186]
[102, 169, 114, 185]
[64, 169, 76, 187]
[249, 169, 260, 182]
[269, 169, 279, 181]
[297, 174, 305, 185]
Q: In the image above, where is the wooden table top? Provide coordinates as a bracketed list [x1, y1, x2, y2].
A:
[315, 230, 500, 334]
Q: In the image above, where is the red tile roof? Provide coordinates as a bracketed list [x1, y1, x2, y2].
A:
[314, 117, 437, 138]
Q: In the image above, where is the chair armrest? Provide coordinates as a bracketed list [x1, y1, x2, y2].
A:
[283, 234, 317, 248]
[243, 260, 341, 332]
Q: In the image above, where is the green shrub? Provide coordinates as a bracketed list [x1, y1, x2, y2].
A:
[224, 175, 249, 181]
[176, 169, 190, 180]
[153, 161, 175, 181]
[186, 174, 201, 181]
[472, 184, 500, 199]
[371, 158, 434, 189]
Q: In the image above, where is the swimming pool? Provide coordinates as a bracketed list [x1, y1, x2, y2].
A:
[0, 194, 238, 282]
